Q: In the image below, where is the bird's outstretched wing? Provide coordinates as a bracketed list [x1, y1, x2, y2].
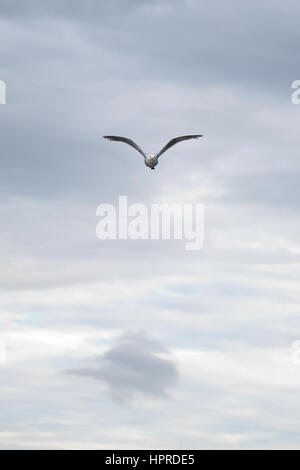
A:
[155, 135, 203, 159]
[103, 136, 146, 158]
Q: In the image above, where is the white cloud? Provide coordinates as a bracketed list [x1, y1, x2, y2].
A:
[1, 0, 300, 450]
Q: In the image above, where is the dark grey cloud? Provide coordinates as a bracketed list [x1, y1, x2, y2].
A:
[1, 0, 299, 211]
[65, 331, 178, 403]
[0, 0, 152, 20]
[1, 0, 299, 95]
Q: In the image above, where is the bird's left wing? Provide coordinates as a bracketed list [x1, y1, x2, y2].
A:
[155, 135, 203, 159]
[103, 136, 146, 158]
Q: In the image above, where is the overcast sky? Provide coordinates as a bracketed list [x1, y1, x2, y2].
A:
[1, 0, 300, 450]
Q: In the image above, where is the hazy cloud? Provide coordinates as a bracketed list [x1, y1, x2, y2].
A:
[66, 331, 178, 403]
[1, 0, 300, 450]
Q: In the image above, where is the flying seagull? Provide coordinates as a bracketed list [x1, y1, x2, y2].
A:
[103, 134, 203, 170]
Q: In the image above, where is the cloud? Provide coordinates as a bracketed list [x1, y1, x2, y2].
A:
[1, 0, 300, 450]
[65, 331, 178, 403]
[1, 0, 299, 95]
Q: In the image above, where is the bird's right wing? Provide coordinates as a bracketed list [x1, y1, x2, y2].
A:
[155, 135, 203, 159]
[103, 136, 146, 158]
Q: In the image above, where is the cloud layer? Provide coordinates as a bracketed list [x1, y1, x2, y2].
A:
[1, 0, 300, 450]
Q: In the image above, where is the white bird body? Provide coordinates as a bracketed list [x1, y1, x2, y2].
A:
[144, 154, 158, 170]
[103, 135, 203, 170]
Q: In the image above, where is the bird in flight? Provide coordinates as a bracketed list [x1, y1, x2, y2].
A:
[103, 134, 203, 170]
